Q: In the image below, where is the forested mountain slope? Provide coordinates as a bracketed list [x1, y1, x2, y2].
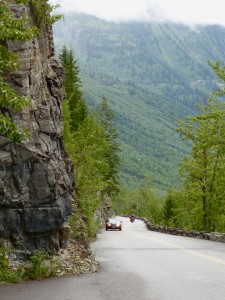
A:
[53, 13, 225, 191]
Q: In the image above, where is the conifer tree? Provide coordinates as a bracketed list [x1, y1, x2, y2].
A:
[97, 96, 121, 194]
[59, 46, 87, 132]
[60, 50, 114, 236]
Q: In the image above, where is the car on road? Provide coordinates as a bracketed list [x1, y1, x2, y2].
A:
[105, 218, 122, 231]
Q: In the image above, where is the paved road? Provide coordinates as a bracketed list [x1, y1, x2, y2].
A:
[1, 217, 225, 299]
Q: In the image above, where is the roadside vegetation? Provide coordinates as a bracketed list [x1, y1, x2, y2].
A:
[114, 61, 225, 234]
[2, 0, 225, 285]
[0, 249, 58, 284]
[160, 61, 225, 232]
[59, 46, 121, 238]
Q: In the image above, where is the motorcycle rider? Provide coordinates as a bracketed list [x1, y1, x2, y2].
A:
[130, 214, 135, 222]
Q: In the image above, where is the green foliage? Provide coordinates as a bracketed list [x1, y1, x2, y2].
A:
[0, 248, 11, 282]
[64, 106, 110, 237]
[161, 189, 187, 228]
[177, 99, 225, 231]
[209, 61, 225, 94]
[97, 96, 121, 194]
[159, 62, 225, 232]
[0, 79, 30, 110]
[0, 1, 36, 142]
[23, 251, 57, 280]
[0, 0, 61, 142]
[113, 175, 162, 224]
[0, 248, 28, 283]
[61, 80, 101, 237]
[60, 46, 122, 237]
[136, 175, 161, 223]
[31, 0, 63, 27]
[162, 192, 176, 224]
[0, 1, 36, 42]
[59, 46, 88, 132]
[111, 187, 135, 215]
[0, 248, 58, 284]
[53, 14, 225, 190]
[25, 251, 47, 279]
[55, 14, 225, 233]
[0, 115, 29, 142]
[72, 113, 109, 197]
[55, 14, 225, 232]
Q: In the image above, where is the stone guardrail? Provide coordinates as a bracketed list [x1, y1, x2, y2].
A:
[143, 219, 225, 243]
[121, 215, 225, 243]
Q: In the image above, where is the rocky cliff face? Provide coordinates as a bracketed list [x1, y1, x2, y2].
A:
[0, 3, 74, 253]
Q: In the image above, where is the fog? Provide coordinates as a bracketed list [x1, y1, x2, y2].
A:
[51, 0, 225, 26]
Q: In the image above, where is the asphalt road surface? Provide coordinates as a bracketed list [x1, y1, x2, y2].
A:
[1, 217, 225, 299]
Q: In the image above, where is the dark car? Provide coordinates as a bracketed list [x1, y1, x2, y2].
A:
[105, 218, 122, 231]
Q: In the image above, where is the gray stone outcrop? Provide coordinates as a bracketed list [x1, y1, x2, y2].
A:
[0, 3, 74, 253]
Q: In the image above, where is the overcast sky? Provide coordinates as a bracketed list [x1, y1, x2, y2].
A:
[51, 0, 225, 26]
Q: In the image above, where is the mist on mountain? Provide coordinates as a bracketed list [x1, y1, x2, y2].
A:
[53, 13, 225, 191]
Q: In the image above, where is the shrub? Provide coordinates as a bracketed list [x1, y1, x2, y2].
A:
[23, 251, 57, 280]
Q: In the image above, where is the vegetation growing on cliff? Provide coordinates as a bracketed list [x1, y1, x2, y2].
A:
[0, 0, 36, 141]
[59, 47, 121, 237]
[0, 0, 61, 142]
[31, 0, 62, 27]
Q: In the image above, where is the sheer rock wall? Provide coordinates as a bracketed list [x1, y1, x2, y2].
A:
[0, 3, 74, 253]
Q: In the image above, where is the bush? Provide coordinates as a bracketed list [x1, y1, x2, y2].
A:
[0, 248, 58, 284]
[0, 248, 22, 283]
[23, 251, 57, 280]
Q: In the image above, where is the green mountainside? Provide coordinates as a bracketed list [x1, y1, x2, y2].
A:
[53, 13, 225, 192]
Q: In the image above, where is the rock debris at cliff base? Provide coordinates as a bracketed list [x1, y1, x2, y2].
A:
[54, 240, 100, 277]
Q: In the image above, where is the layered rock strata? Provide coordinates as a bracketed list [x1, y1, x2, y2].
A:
[0, 3, 74, 253]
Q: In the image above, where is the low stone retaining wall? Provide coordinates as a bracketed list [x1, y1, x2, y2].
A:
[121, 215, 225, 243]
[144, 219, 225, 243]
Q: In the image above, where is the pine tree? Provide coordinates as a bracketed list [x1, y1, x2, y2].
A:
[60, 50, 113, 236]
[97, 96, 121, 194]
[59, 46, 87, 132]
